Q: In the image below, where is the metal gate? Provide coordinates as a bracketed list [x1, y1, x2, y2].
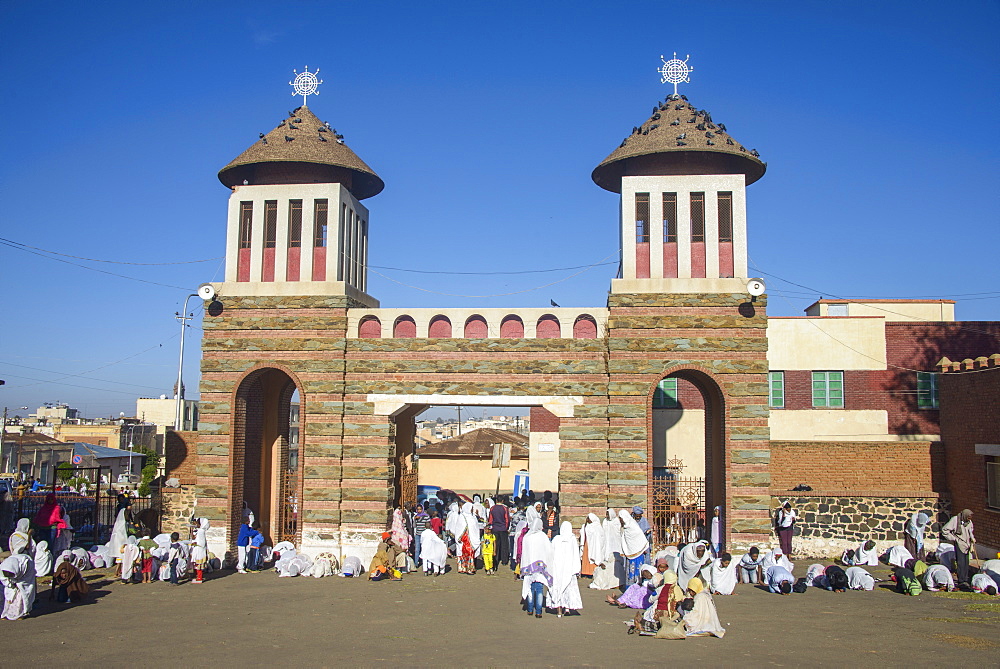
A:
[650, 476, 705, 547]
[278, 469, 299, 545]
[399, 460, 417, 508]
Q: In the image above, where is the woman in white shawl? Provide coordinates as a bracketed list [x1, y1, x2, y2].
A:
[121, 536, 141, 583]
[457, 502, 482, 573]
[848, 539, 879, 566]
[547, 521, 583, 616]
[805, 563, 828, 588]
[886, 545, 914, 568]
[845, 566, 876, 591]
[8, 518, 32, 555]
[676, 540, 711, 590]
[520, 517, 553, 618]
[704, 552, 739, 595]
[760, 547, 793, 571]
[109, 508, 128, 565]
[445, 502, 463, 551]
[33, 540, 53, 577]
[903, 512, 930, 560]
[191, 517, 209, 583]
[580, 513, 605, 580]
[0, 553, 36, 620]
[590, 508, 624, 590]
[679, 589, 726, 638]
[419, 527, 448, 575]
[619, 509, 650, 584]
[512, 504, 540, 569]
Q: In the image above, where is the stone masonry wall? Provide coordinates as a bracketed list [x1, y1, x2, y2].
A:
[771, 494, 950, 559]
[160, 485, 197, 537]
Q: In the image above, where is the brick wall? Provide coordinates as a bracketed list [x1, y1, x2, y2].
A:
[769, 440, 946, 495]
[164, 431, 198, 484]
[939, 359, 1000, 549]
[529, 407, 559, 433]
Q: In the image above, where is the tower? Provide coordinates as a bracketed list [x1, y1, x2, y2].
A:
[216, 106, 383, 305]
[592, 96, 765, 294]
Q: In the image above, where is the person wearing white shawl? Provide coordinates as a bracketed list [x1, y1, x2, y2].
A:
[971, 572, 998, 595]
[340, 555, 363, 577]
[760, 547, 793, 572]
[33, 540, 53, 577]
[618, 509, 650, 584]
[419, 528, 448, 575]
[121, 536, 141, 583]
[846, 540, 879, 566]
[109, 508, 128, 565]
[0, 553, 36, 620]
[520, 517, 553, 618]
[461, 502, 482, 552]
[886, 545, 914, 568]
[703, 552, 740, 595]
[547, 521, 583, 616]
[676, 540, 711, 590]
[924, 563, 955, 592]
[805, 563, 829, 588]
[904, 511, 930, 560]
[678, 589, 726, 638]
[191, 517, 210, 583]
[445, 502, 463, 553]
[277, 553, 312, 577]
[472, 495, 487, 530]
[845, 566, 876, 591]
[580, 513, 605, 579]
[8, 518, 32, 555]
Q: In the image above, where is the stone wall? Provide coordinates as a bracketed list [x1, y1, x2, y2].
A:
[769, 494, 950, 559]
[160, 485, 197, 536]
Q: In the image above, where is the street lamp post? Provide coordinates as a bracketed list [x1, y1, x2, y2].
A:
[175, 293, 199, 431]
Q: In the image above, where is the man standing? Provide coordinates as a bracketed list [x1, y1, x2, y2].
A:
[488, 496, 511, 569]
[941, 509, 976, 588]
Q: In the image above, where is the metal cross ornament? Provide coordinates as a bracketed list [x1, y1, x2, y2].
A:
[289, 66, 323, 106]
[658, 53, 693, 96]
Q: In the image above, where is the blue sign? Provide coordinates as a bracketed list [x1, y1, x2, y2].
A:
[513, 469, 530, 498]
[71, 454, 83, 465]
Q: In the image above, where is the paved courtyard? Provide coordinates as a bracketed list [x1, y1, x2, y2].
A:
[7, 562, 999, 666]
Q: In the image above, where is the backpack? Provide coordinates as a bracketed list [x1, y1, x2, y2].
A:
[901, 573, 922, 596]
[792, 578, 808, 594]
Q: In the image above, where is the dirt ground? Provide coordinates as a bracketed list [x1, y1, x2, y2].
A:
[5, 561, 999, 667]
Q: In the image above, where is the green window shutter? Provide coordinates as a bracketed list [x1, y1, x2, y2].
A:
[768, 371, 784, 408]
[653, 378, 678, 409]
[812, 372, 827, 407]
[917, 372, 939, 409]
[813, 371, 844, 408]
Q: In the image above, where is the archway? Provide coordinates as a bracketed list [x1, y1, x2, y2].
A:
[231, 367, 302, 547]
[647, 368, 725, 548]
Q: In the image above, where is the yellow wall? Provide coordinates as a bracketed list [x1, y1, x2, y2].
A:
[768, 317, 886, 370]
[652, 408, 706, 478]
[418, 456, 528, 495]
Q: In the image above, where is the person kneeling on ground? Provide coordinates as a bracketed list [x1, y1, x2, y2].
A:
[765, 564, 794, 595]
[891, 565, 922, 596]
[52, 553, 90, 603]
[824, 565, 849, 592]
[738, 547, 764, 584]
[607, 565, 659, 608]
[369, 533, 403, 581]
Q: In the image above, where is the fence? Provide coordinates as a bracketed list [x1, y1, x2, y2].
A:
[649, 476, 705, 547]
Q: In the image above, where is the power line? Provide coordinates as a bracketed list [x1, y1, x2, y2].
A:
[0, 236, 222, 265]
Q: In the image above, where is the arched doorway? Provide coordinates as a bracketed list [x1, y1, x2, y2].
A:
[231, 367, 303, 547]
[647, 368, 725, 548]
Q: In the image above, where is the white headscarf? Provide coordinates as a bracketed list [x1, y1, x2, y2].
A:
[109, 508, 128, 561]
[547, 521, 583, 611]
[581, 513, 605, 566]
[310, 558, 334, 578]
[683, 591, 726, 638]
[845, 566, 875, 591]
[121, 540, 141, 580]
[9, 518, 31, 555]
[704, 554, 739, 595]
[460, 502, 481, 551]
[192, 518, 210, 563]
[905, 512, 930, 549]
[0, 553, 36, 621]
[519, 517, 553, 600]
[33, 540, 53, 577]
[887, 545, 914, 568]
[419, 528, 448, 570]
[761, 547, 794, 571]
[602, 508, 622, 555]
[677, 540, 711, 590]
[854, 540, 879, 566]
[805, 563, 828, 588]
[618, 509, 649, 559]
[445, 502, 464, 538]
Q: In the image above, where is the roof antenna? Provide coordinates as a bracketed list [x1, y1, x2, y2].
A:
[289, 66, 322, 108]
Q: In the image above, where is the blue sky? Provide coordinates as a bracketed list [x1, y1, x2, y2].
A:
[1, 1, 997, 419]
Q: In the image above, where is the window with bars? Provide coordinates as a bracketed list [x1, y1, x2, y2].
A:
[313, 199, 328, 247]
[812, 371, 844, 408]
[718, 191, 733, 242]
[653, 378, 679, 408]
[768, 371, 784, 408]
[917, 371, 939, 409]
[238, 202, 253, 249]
[264, 200, 277, 248]
[663, 192, 677, 243]
[690, 192, 705, 242]
[635, 192, 650, 242]
[287, 200, 302, 248]
[988, 458, 1000, 509]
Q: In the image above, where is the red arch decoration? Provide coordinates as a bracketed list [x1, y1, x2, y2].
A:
[393, 316, 416, 338]
[428, 315, 452, 338]
[464, 315, 488, 338]
[500, 315, 524, 338]
[536, 314, 561, 338]
[573, 315, 598, 339]
[358, 316, 381, 338]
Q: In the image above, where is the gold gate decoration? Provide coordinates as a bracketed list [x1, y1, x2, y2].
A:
[278, 469, 300, 544]
[399, 460, 418, 508]
[650, 476, 705, 546]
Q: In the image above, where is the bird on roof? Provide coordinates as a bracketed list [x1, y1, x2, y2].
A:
[670, 118, 680, 125]
[288, 123, 299, 130]
[318, 134, 327, 142]
[335, 133, 344, 140]
[295, 118, 302, 123]
[676, 133, 686, 140]
[675, 104, 685, 110]
[550, 299, 560, 307]
[696, 123, 706, 131]
[718, 123, 727, 133]
[336, 139, 344, 145]
[285, 135, 295, 142]
[726, 138, 734, 145]
[288, 110, 296, 117]
[705, 131, 714, 138]
[751, 149, 760, 157]
[324, 122, 332, 129]
[707, 139, 715, 146]
[317, 126, 328, 132]
[677, 140, 687, 146]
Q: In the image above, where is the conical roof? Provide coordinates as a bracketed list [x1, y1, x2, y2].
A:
[592, 95, 765, 193]
[218, 106, 384, 199]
